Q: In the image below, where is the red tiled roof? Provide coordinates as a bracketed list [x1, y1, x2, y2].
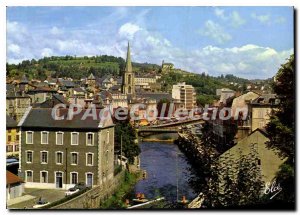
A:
[6, 171, 24, 185]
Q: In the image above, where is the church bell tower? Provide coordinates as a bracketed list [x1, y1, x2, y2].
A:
[121, 42, 135, 96]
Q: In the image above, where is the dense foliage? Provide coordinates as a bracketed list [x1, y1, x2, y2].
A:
[159, 71, 250, 106]
[265, 54, 295, 203]
[114, 119, 141, 164]
[6, 55, 160, 80]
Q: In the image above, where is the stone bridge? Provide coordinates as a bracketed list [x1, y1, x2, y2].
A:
[137, 118, 204, 136]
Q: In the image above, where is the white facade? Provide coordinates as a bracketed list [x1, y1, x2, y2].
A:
[172, 82, 196, 110]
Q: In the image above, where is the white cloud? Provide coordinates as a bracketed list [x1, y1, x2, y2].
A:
[275, 16, 286, 24]
[118, 23, 142, 39]
[231, 11, 246, 28]
[214, 9, 246, 28]
[6, 17, 293, 80]
[199, 20, 232, 44]
[251, 13, 271, 24]
[188, 45, 293, 79]
[214, 8, 226, 20]
[8, 44, 20, 54]
[41, 48, 53, 57]
[50, 26, 63, 35]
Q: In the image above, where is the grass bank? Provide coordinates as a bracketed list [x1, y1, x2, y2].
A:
[100, 170, 141, 209]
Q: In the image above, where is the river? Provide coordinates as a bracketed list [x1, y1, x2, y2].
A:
[131, 141, 197, 205]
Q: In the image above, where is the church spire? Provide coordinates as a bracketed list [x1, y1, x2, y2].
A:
[125, 41, 133, 73]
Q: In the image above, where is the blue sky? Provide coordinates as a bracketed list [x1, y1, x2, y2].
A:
[7, 6, 294, 79]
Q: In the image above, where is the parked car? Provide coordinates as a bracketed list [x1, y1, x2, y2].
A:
[33, 199, 50, 208]
[195, 129, 202, 134]
[65, 187, 80, 196]
[6, 158, 19, 166]
[73, 182, 87, 190]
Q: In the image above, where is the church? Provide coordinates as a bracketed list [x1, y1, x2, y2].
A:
[121, 42, 135, 96]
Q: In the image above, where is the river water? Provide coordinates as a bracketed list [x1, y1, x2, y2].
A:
[132, 141, 196, 204]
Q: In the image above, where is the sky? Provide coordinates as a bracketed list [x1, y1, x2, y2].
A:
[6, 6, 294, 79]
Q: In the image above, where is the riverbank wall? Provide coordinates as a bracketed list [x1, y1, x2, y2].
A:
[51, 170, 126, 209]
[176, 131, 203, 162]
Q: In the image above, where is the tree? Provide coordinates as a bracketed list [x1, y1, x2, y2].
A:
[114, 118, 141, 164]
[265, 54, 295, 203]
[157, 98, 171, 117]
[235, 155, 263, 205]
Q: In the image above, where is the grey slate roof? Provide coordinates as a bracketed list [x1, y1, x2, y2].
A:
[136, 92, 172, 102]
[88, 73, 95, 80]
[33, 94, 69, 108]
[21, 108, 114, 129]
[251, 94, 279, 105]
[73, 87, 86, 93]
[6, 115, 18, 128]
[59, 80, 75, 88]
[6, 84, 15, 92]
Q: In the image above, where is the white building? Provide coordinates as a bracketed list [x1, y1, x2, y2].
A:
[172, 82, 196, 110]
[134, 76, 157, 91]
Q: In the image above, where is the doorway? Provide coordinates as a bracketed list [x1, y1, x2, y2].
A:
[56, 172, 63, 188]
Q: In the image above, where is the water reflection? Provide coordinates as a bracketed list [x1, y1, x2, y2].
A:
[133, 142, 196, 203]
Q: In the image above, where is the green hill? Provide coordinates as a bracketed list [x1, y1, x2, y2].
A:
[6, 55, 161, 80]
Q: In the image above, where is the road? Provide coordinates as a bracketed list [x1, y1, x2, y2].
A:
[8, 188, 66, 209]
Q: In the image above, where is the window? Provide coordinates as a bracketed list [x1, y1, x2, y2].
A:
[71, 132, 79, 145]
[259, 121, 265, 128]
[86, 173, 93, 187]
[70, 172, 78, 184]
[8, 136, 11, 142]
[86, 153, 94, 166]
[16, 135, 19, 141]
[258, 109, 265, 118]
[41, 151, 48, 164]
[71, 152, 78, 165]
[41, 131, 49, 144]
[257, 159, 261, 166]
[14, 144, 19, 152]
[7, 145, 13, 152]
[128, 74, 131, 84]
[26, 171, 33, 182]
[106, 131, 109, 144]
[26, 151, 33, 163]
[40, 171, 48, 183]
[56, 132, 63, 145]
[56, 152, 63, 164]
[55, 172, 63, 188]
[26, 131, 33, 144]
[106, 150, 109, 164]
[86, 133, 94, 146]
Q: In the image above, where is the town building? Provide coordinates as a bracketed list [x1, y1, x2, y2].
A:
[6, 115, 19, 157]
[249, 94, 279, 132]
[27, 86, 57, 103]
[231, 91, 260, 140]
[216, 88, 236, 105]
[6, 92, 31, 122]
[172, 82, 196, 110]
[87, 73, 96, 89]
[217, 128, 286, 189]
[18, 107, 115, 190]
[68, 87, 87, 99]
[134, 75, 157, 91]
[6, 171, 24, 200]
[99, 90, 128, 112]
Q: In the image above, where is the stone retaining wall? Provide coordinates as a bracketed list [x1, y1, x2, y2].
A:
[52, 170, 125, 209]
